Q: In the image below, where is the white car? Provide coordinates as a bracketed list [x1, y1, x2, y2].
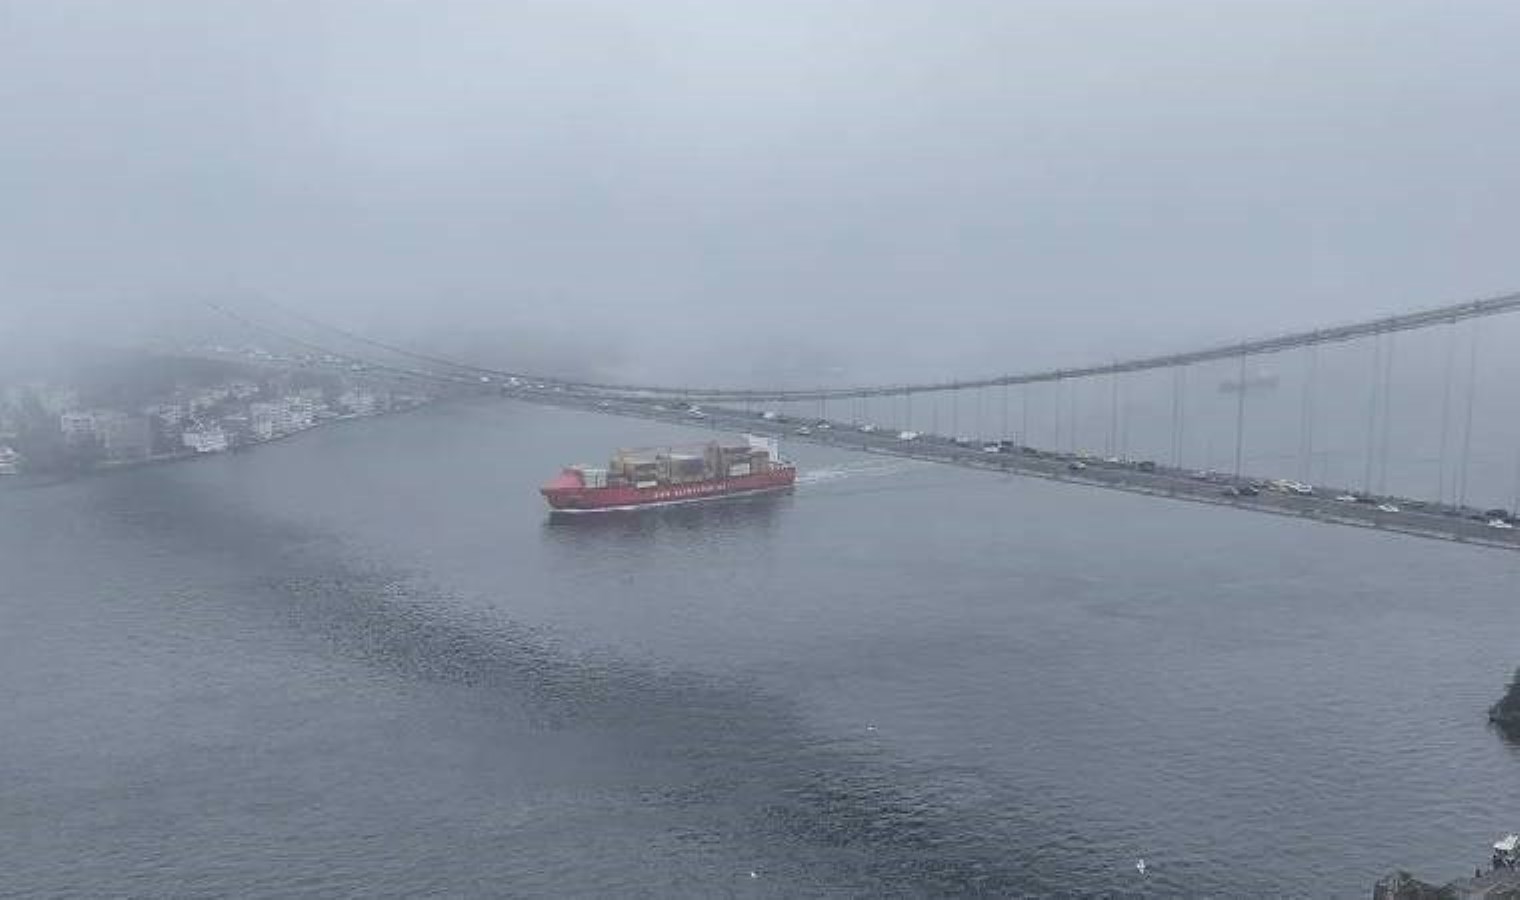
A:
[1376, 503, 1400, 513]
[796, 426, 812, 436]
[859, 424, 878, 433]
[982, 444, 1001, 453]
[1335, 494, 1359, 503]
[816, 422, 832, 431]
[761, 411, 779, 421]
[898, 430, 920, 441]
[1488, 518, 1515, 530]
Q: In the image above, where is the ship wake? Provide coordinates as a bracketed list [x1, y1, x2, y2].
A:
[796, 459, 923, 486]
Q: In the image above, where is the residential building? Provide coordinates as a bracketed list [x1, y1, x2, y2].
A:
[181, 426, 230, 454]
[249, 402, 283, 440]
[249, 397, 315, 440]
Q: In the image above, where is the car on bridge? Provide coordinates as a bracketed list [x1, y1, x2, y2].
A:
[859, 424, 878, 433]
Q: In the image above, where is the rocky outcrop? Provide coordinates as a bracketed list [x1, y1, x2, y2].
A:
[1490, 669, 1520, 739]
[1374, 869, 1520, 900]
[1373, 871, 1457, 900]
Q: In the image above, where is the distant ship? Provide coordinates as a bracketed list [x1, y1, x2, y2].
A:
[540, 435, 795, 512]
[1219, 369, 1280, 393]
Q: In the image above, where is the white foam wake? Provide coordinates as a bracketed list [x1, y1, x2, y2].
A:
[795, 459, 921, 486]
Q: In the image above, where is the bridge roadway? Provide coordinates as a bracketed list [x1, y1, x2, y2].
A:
[508, 384, 1520, 553]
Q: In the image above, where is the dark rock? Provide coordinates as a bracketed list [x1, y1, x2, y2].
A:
[1490, 668, 1520, 739]
[1372, 871, 1457, 900]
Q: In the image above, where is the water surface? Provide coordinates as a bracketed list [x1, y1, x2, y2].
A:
[4, 399, 1519, 897]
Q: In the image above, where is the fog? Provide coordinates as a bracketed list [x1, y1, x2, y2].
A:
[2, 0, 1517, 384]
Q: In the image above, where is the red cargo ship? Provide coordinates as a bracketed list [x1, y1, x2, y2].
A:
[541, 435, 795, 512]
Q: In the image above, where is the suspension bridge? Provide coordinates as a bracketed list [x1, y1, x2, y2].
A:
[200, 290, 1520, 550]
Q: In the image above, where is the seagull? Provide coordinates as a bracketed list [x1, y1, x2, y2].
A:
[749, 871, 759, 879]
[1136, 859, 1147, 875]
[866, 724, 877, 732]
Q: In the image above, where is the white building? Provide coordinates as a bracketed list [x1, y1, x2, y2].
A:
[60, 410, 97, 444]
[284, 396, 317, 429]
[181, 426, 229, 454]
[0, 445, 20, 475]
[249, 397, 316, 440]
[249, 402, 285, 440]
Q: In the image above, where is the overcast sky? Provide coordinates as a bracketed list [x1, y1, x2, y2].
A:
[2, 0, 1517, 383]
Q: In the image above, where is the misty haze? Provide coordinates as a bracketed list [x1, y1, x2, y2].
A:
[3, 2, 1520, 897]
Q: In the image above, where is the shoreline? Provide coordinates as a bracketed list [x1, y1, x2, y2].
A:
[0, 401, 436, 487]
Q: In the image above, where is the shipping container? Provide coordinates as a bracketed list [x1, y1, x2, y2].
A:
[574, 466, 608, 488]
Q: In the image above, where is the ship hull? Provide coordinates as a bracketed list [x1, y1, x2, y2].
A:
[541, 467, 796, 512]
